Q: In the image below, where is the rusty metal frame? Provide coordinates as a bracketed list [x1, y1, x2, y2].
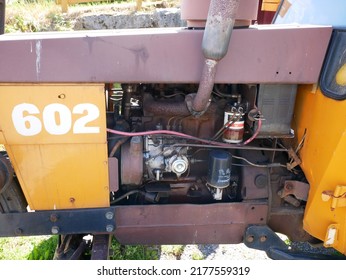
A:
[0, 202, 268, 245]
[0, 25, 332, 84]
[0, 207, 116, 237]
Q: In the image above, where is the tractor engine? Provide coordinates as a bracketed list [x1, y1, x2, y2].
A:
[107, 82, 297, 206]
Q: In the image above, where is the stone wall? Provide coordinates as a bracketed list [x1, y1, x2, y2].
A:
[74, 8, 186, 30]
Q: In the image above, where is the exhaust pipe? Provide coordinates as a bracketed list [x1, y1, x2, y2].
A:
[186, 0, 240, 116]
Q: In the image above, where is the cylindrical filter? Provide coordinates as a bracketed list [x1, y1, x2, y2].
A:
[222, 103, 245, 143]
[207, 150, 232, 188]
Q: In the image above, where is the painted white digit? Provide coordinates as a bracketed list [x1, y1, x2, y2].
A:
[43, 104, 72, 135]
[73, 103, 100, 134]
[12, 103, 42, 136]
[12, 103, 100, 136]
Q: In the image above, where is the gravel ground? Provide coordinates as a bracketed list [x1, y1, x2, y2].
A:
[158, 236, 341, 260]
[159, 244, 270, 260]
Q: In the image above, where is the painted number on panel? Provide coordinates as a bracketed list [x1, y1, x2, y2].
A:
[12, 103, 100, 136]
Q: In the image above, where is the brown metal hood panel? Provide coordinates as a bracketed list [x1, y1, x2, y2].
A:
[0, 25, 332, 84]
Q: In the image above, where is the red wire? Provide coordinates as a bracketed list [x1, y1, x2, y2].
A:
[106, 118, 262, 147]
[242, 118, 262, 146]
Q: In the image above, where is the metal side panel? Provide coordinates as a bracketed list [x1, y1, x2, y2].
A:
[0, 25, 332, 84]
[0, 84, 110, 210]
[114, 202, 268, 245]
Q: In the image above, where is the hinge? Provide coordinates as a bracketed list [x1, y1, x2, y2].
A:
[322, 185, 346, 211]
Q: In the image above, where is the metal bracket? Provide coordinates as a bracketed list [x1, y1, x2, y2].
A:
[244, 225, 346, 260]
[244, 225, 288, 253]
[91, 234, 112, 260]
[0, 207, 116, 237]
[278, 180, 310, 207]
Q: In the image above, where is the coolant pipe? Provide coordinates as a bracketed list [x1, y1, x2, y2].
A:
[187, 0, 240, 116]
[0, 0, 5, 35]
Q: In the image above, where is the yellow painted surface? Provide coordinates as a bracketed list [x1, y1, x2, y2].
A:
[293, 85, 346, 254]
[0, 134, 5, 145]
[261, 0, 280, 12]
[0, 84, 109, 210]
[336, 63, 346, 86]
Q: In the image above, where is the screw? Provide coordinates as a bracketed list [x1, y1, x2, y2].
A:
[106, 225, 114, 232]
[69, 197, 75, 203]
[51, 226, 60, 234]
[285, 184, 293, 191]
[246, 235, 254, 243]
[50, 214, 58, 222]
[105, 211, 114, 220]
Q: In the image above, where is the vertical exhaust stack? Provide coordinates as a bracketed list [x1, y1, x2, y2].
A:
[0, 0, 5, 35]
[186, 0, 240, 117]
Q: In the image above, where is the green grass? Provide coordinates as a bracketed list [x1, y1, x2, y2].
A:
[161, 245, 184, 259]
[110, 240, 159, 260]
[191, 252, 204, 260]
[0, 235, 158, 260]
[27, 236, 58, 260]
[0, 235, 55, 260]
[5, 0, 72, 33]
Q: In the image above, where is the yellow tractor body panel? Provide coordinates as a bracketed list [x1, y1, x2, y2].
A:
[294, 85, 346, 253]
[0, 84, 109, 210]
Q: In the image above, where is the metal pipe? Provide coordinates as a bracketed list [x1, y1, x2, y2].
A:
[143, 94, 190, 116]
[172, 143, 289, 152]
[0, 0, 5, 35]
[187, 0, 240, 116]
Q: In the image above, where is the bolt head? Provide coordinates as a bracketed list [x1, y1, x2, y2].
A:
[105, 211, 114, 220]
[106, 225, 114, 232]
[50, 214, 58, 222]
[51, 226, 60, 234]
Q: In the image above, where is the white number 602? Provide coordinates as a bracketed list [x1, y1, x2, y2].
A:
[12, 103, 100, 136]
